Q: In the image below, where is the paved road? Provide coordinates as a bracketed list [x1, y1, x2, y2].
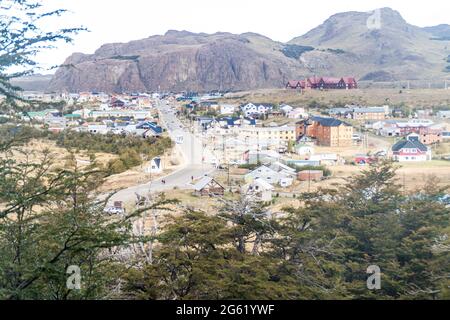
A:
[109, 99, 216, 204]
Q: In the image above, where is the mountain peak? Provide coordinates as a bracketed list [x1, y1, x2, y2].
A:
[164, 30, 200, 37]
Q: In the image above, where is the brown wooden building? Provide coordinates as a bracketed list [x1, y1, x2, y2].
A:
[193, 176, 225, 197]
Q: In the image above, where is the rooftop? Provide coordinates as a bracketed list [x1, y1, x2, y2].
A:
[310, 116, 351, 127]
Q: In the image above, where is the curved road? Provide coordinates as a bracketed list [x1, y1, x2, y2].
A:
[109, 99, 216, 204]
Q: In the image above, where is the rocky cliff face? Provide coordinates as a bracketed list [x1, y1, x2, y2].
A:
[49, 31, 306, 92]
[48, 8, 450, 92]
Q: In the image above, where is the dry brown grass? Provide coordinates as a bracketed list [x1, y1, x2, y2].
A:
[221, 88, 450, 107]
[100, 147, 185, 192]
[11, 139, 116, 168]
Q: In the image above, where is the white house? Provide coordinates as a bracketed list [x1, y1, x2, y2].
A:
[279, 177, 294, 188]
[247, 150, 282, 165]
[269, 161, 297, 177]
[280, 104, 294, 115]
[310, 153, 339, 165]
[240, 103, 273, 117]
[296, 145, 315, 156]
[243, 178, 274, 202]
[245, 164, 293, 187]
[391, 134, 432, 162]
[145, 157, 163, 174]
[222, 137, 258, 165]
[220, 104, 237, 115]
[400, 119, 434, 128]
[87, 124, 110, 135]
[90, 110, 152, 120]
[245, 165, 285, 185]
[288, 107, 309, 119]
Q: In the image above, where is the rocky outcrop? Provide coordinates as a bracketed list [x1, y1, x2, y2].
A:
[49, 31, 302, 92]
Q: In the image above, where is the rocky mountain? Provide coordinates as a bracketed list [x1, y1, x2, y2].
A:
[423, 24, 450, 40]
[11, 74, 52, 92]
[48, 31, 307, 92]
[289, 7, 449, 81]
[48, 7, 450, 92]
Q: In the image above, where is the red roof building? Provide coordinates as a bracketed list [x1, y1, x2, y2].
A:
[286, 76, 358, 90]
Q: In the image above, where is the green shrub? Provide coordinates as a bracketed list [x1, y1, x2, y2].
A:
[238, 162, 262, 170]
[281, 44, 314, 59]
[107, 159, 127, 175]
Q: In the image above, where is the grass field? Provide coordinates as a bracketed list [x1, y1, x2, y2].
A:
[12, 139, 117, 168]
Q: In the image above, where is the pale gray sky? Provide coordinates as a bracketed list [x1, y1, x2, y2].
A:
[37, 0, 450, 73]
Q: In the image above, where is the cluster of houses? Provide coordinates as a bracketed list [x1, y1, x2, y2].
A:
[21, 91, 160, 107]
[20, 94, 163, 138]
[191, 160, 324, 202]
[185, 101, 309, 120]
[365, 119, 448, 145]
[176, 91, 224, 102]
[286, 76, 358, 90]
[190, 101, 358, 166]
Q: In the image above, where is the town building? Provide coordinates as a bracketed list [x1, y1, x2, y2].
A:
[296, 116, 353, 147]
[237, 126, 296, 147]
[280, 104, 294, 115]
[298, 170, 324, 182]
[437, 110, 450, 119]
[89, 109, 152, 120]
[145, 157, 163, 174]
[243, 178, 274, 202]
[220, 138, 259, 165]
[240, 103, 274, 117]
[352, 106, 389, 121]
[247, 150, 282, 165]
[329, 105, 389, 120]
[391, 134, 432, 162]
[296, 144, 315, 156]
[192, 177, 225, 197]
[245, 165, 293, 187]
[418, 127, 443, 145]
[23, 109, 59, 121]
[220, 104, 237, 115]
[287, 107, 309, 119]
[310, 153, 340, 166]
[443, 132, 450, 140]
[286, 76, 358, 90]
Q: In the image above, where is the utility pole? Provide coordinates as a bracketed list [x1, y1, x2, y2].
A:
[403, 172, 406, 195]
[222, 134, 226, 166]
[227, 165, 231, 190]
[308, 170, 311, 193]
[257, 131, 260, 164]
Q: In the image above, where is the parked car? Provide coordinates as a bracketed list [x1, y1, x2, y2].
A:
[354, 154, 377, 165]
[104, 201, 126, 215]
[104, 206, 125, 215]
